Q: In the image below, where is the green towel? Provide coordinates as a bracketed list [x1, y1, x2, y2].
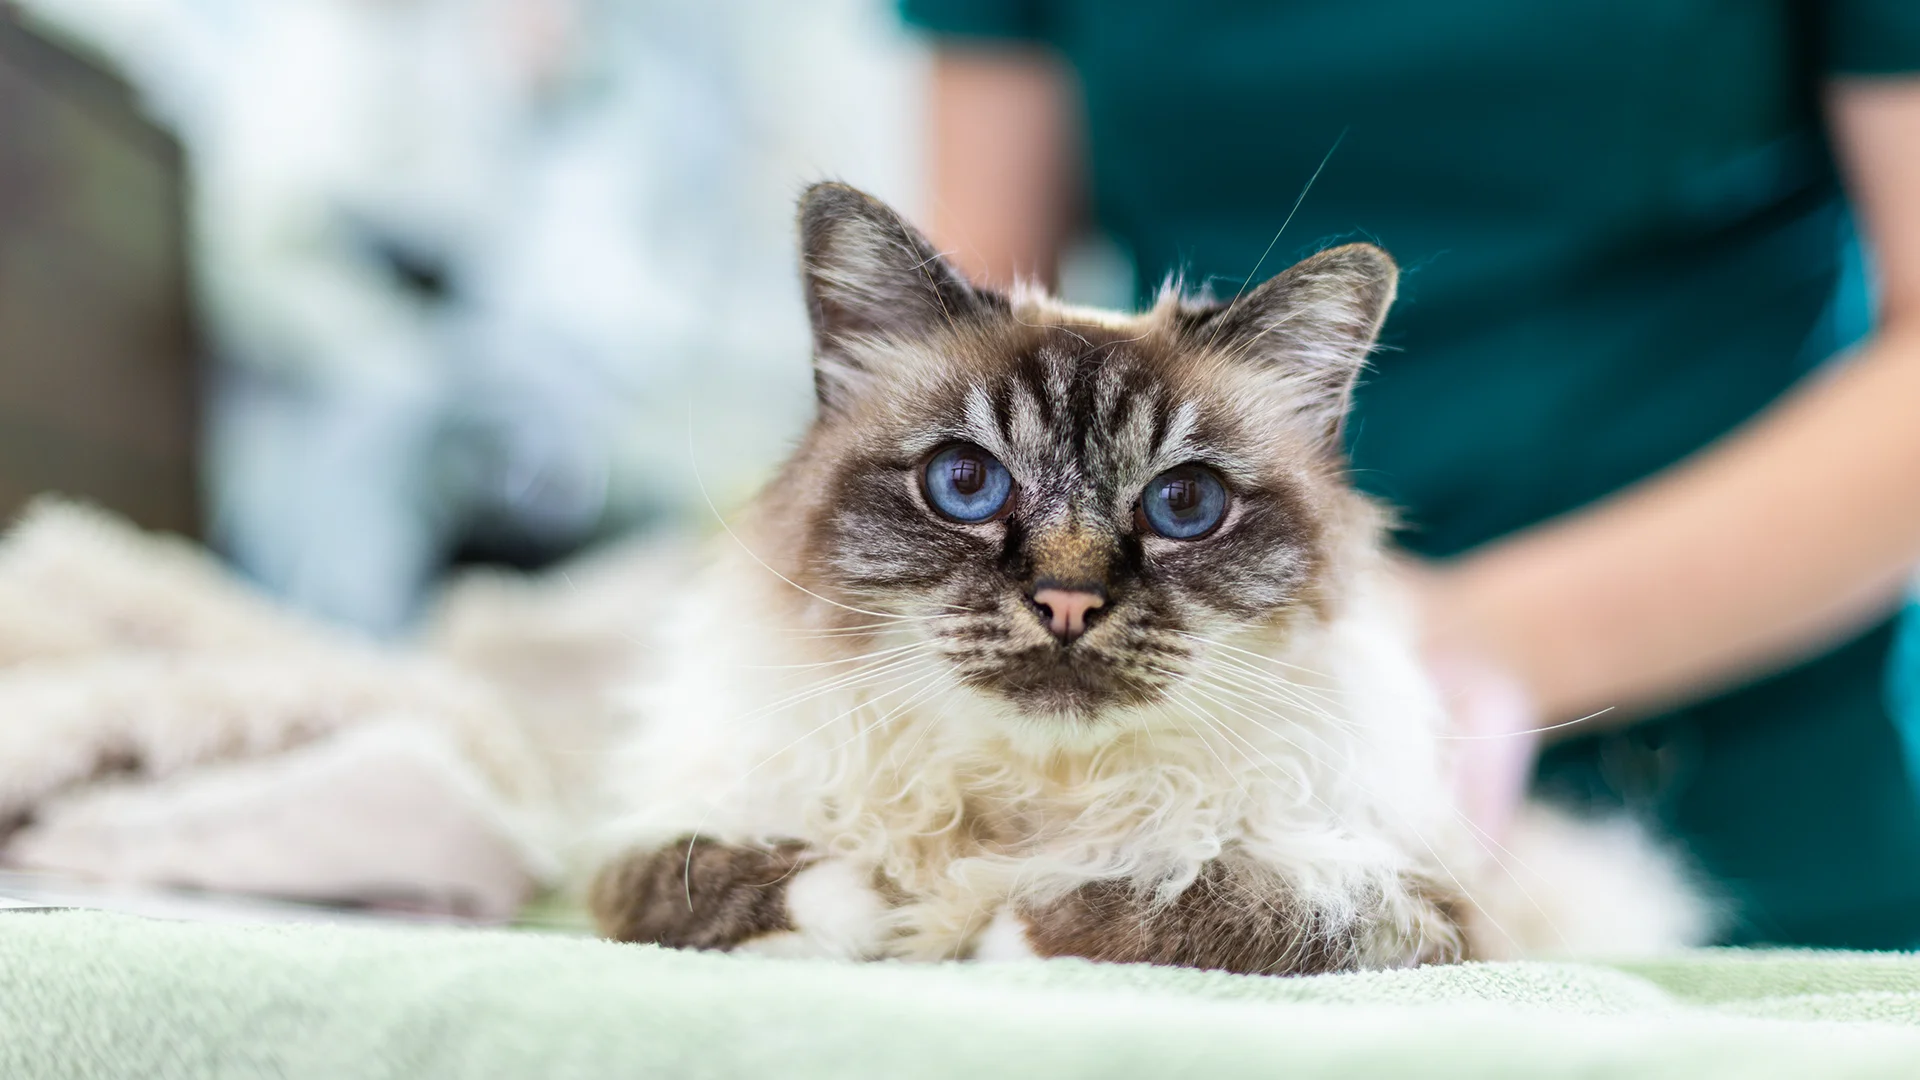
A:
[5, 911, 1920, 1078]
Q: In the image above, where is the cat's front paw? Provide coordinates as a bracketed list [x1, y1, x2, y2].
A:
[589, 837, 887, 957]
[972, 859, 1466, 975]
[590, 837, 808, 950]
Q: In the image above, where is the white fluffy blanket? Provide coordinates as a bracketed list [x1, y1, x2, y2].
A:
[0, 500, 680, 920]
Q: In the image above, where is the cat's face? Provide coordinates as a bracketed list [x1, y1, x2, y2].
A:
[768, 184, 1396, 725]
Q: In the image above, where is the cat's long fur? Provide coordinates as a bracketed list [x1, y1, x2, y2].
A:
[587, 183, 1709, 971]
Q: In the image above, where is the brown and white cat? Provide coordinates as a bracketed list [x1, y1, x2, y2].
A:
[586, 183, 1708, 973]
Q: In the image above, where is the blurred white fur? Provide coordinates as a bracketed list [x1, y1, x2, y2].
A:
[0, 499, 677, 919]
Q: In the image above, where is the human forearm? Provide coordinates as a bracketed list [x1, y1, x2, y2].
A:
[1425, 321, 1920, 727]
[1423, 79, 1920, 731]
[926, 46, 1078, 287]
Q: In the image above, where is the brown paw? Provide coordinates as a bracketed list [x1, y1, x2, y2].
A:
[1015, 859, 1465, 975]
[589, 836, 811, 950]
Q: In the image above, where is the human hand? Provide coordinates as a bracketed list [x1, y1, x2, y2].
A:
[1398, 562, 1543, 842]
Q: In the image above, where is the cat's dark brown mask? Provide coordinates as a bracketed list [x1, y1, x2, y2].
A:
[760, 183, 1396, 723]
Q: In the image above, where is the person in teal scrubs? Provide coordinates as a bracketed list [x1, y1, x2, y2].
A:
[901, 0, 1920, 947]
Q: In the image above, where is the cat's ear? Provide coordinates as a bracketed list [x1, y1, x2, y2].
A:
[1180, 244, 1397, 449]
[798, 182, 1002, 410]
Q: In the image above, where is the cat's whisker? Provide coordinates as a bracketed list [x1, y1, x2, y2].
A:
[1139, 712, 1165, 757]
[1196, 646, 1344, 701]
[1204, 661, 1349, 722]
[746, 661, 946, 785]
[1189, 654, 1358, 731]
[1176, 679, 1345, 785]
[767, 617, 962, 638]
[816, 667, 954, 760]
[1431, 707, 1615, 741]
[725, 646, 943, 725]
[742, 655, 947, 725]
[1187, 650, 1360, 731]
[747, 644, 938, 705]
[1176, 630, 1348, 693]
[766, 612, 967, 632]
[1201, 127, 1347, 353]
[739, 638, 934, 671]
[1200, 668, 1361, 742]
[1167, 626, 1351, 703]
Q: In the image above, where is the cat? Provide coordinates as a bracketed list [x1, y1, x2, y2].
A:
[584, 182, 1708, 973]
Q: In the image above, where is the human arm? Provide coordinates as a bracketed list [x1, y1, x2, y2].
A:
[924, 44, 1080, 288]
[1419, 79, 1920, 733]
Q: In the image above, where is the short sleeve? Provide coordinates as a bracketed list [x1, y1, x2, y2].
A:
[897, 0, 1051, 44]
[1822, 0, 1920, 76]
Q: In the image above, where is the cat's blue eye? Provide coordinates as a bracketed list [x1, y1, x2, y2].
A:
[922, 443, 1014, 523]
[1138, 464, 1229, 540]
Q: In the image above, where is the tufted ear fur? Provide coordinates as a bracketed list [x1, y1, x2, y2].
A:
[798, 182, 1005, 411]
[1178, 244, 1398, 449]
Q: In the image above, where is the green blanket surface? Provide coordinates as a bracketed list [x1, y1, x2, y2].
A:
[6, 910, 1920, 1079]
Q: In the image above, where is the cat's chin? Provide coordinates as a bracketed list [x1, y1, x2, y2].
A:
[961, 648, 1167, 725]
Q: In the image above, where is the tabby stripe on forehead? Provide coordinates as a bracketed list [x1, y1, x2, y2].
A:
[1156, 400, 1202, 462]
[964, 386, 1008, 450]
[1065, 355, 1104, 460]
[1146, 389, 1173, 459]
[990, 381, 1018, 444]
[1091, 362, 1123, 429]
[1009, 379, 1052, 450]
[1015, 354, 1056, 429]
[1113, 386, 1157, 464]
[1045, 349, 1075, 423]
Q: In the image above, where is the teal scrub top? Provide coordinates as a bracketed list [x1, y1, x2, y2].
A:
[903, 0, 1920, 947]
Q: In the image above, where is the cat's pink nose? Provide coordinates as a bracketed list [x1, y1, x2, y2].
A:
[1031, 587, 1105, 644]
